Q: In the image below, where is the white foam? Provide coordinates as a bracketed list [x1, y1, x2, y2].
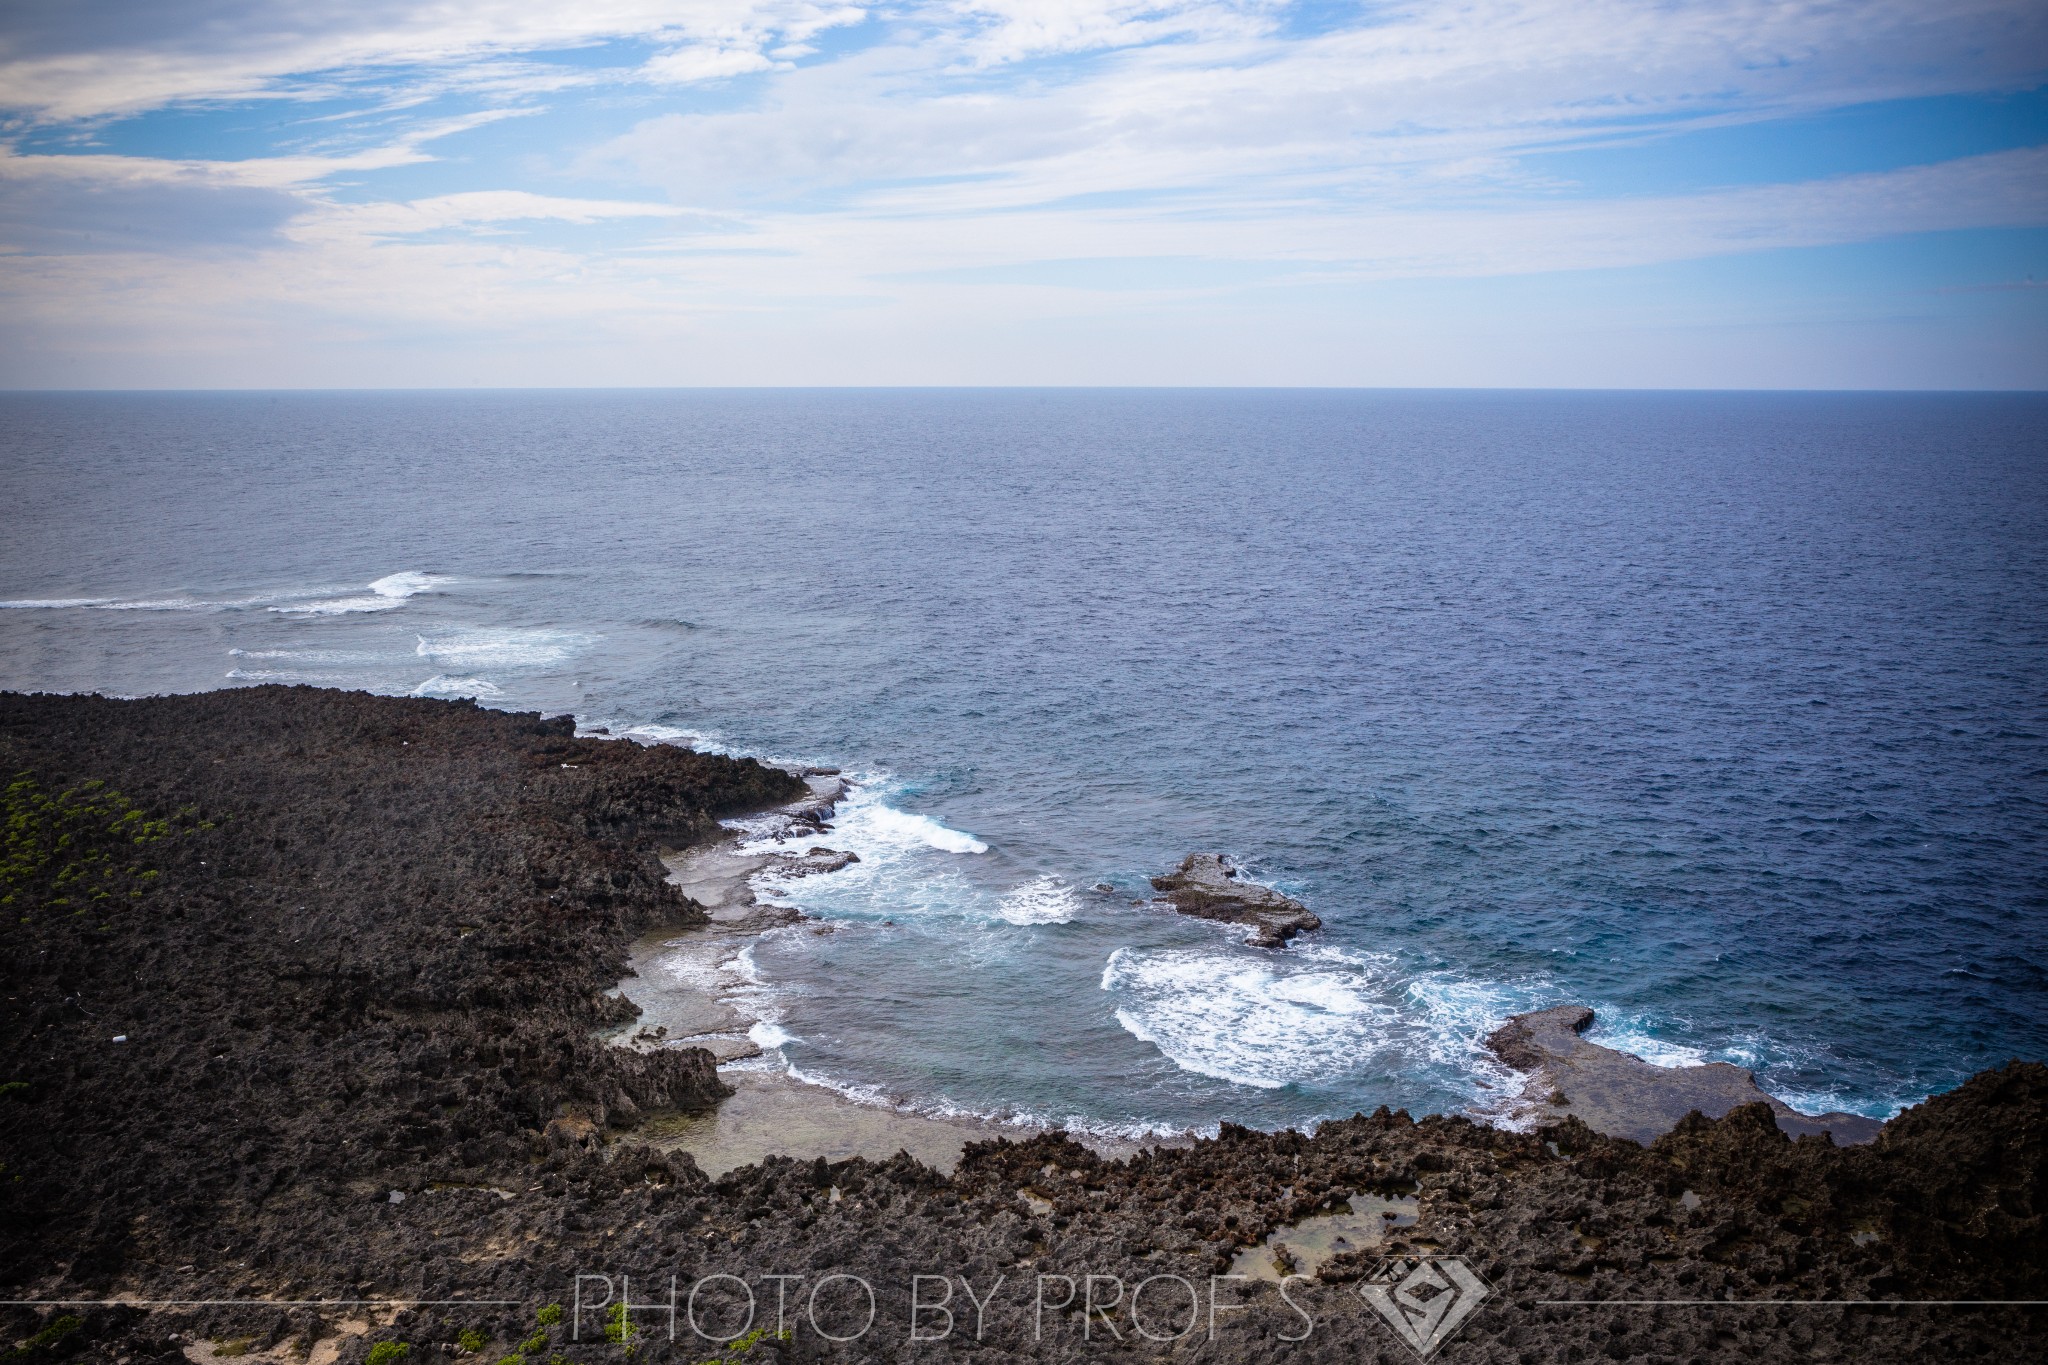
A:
[1102, 946, 1400, 1090]
[747, 1020, 796, 1050]
[844, 799, 988, 856]
[996, 874, 1078, 925]
[1772, 1087, 1915, 1121]
[731, 946, 765, 985]
[602, 721, 840, 774]
[225, 667, 333, 685]
[1584, 1016, 1711, 1070]
[270, 594, 403, 616]
[734, 779, 987, 864]
[370, 571, 447, 598]
[1398, 970, 1557, 1123]
[415, 627, 593, 670]
[97, 597, 217, 611]
[5, 584, 350, 613]
[268, 572, 450, 615]
[612, 722, 738, 755]
[410, 675, 503, 698]
[1618, 1025, 1911, 1121]
[777, 1058, 1204, 1143]
[783, 1061, 895, 1108]
[1100, 942, 1564, 1105]
[229, 647, 388, 665]
[724, 777, 996, 935]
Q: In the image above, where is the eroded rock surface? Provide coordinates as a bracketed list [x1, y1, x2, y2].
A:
[1488, 1004, 1885, 1145]
[0, 687, 801, 1300]
[769, 846, 859, 877]
[0, 689, 2039, 1364]
[1151, 852, 1322, 947]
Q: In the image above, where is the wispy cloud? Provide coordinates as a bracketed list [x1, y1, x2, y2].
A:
[0, 1, 875, 119]
[0, 1, 2042, 385]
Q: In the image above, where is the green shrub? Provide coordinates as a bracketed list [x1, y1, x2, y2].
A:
[519, 1333, 547, 1354]
[366, 1343, 411, 1365]
[5, 1315, 82, 1360]
[456, 1330, 487, 1354]
[1, 773, 203, 919]
[693, 1325, 790, 1365]
[535, 1305, 563, 1327]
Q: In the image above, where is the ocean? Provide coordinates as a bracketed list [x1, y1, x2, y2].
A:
[2, 389, 2043, 1139]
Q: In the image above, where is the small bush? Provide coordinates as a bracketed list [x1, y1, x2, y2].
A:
[5, 1315, 82, 1360]
[366, 1343, 411, 1365]
[457, 1330, 487, 1354]
[535, 1305, 563, 1327]
[1, 773, 202, 919]
[694, 1326, 790, 1365]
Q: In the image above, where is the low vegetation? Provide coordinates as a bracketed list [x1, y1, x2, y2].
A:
[1, 772, 209, 925]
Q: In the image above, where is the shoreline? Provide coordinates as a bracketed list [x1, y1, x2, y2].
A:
[600, 743, 1893, 1172]
[608, 766, 1180, 1173]
[2, 686, 2040, 1364]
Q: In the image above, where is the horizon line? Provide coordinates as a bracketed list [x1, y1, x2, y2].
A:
[3, 385, 2045, 396]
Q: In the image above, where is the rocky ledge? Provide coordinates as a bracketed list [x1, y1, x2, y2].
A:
[1151, 852, 1322, 947]
[1488, 1005, 1886, 1146]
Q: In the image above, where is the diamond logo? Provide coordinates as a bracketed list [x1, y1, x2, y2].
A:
[1361, 1256, 1492, 1357]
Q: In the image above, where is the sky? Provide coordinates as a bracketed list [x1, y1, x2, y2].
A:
[0, 1, 2044, 388]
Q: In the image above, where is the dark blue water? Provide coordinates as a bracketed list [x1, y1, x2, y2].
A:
[3, 390, 2044, 1136]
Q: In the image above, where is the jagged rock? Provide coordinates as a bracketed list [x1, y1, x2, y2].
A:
[770, 846, 860, 877]
[1, 688, 2040, 1364]
[1150, 853, 1321, 947]
[1486, 1005, 1884, 1145]
[0, 685, 801, 1297]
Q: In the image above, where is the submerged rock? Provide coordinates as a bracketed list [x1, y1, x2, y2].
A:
[1487, 1005, 1884, 1145]
[1150, 852, 1321, 948]
[770, 846, 860, 878]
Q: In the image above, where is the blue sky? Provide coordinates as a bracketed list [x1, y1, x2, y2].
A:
[0, 1, 2043, 387]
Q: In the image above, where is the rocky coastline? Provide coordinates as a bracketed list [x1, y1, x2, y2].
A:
[1, 687, 2041, 1364]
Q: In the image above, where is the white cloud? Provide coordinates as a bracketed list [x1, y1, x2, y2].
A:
[942, 0, 1281, 63]
[599, 0, 2048, 212]
[641, 45, 780, 84]
[309, 190, 691, 238]
[0, 1, 872, 119]
[0, 0, 2042, 385]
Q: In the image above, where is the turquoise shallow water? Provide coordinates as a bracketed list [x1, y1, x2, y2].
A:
[2, 389, 2044, 1136]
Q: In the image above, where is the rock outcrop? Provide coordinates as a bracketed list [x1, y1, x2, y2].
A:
[1487, 1004, 1885, 1145]
[769, 846, 860, 877]
[1151, 852, 1321, 947]
[0, 685, 803, 1293]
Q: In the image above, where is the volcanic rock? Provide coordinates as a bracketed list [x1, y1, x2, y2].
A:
[1151, 852, 1321, 947]
[1487, 1004, 1885, 1145]
[1, 688, 2040, 1365]
[770, 846, 860, 877]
